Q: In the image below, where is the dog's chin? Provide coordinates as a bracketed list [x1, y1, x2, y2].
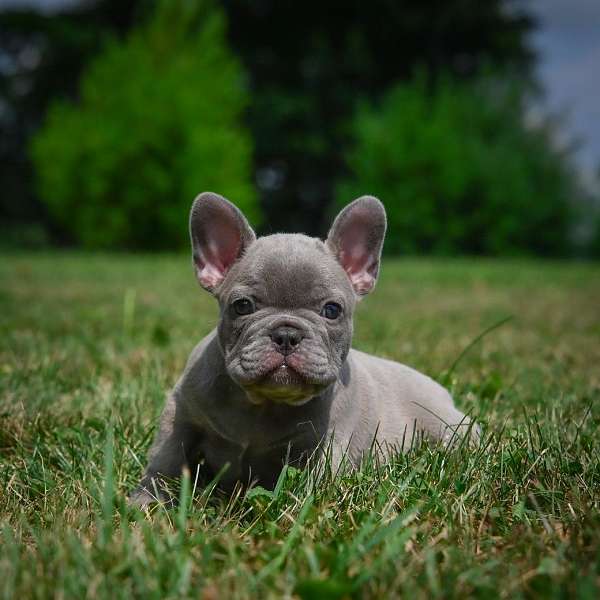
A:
[241, 365, 327, 407]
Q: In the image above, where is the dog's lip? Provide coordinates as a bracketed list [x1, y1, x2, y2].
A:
[239, 360, 332, 406]
[260, 363, 306, 386]
[242, 364, 322, 406]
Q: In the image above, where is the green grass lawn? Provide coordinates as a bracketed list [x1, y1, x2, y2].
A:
[1, 252, 599, 598]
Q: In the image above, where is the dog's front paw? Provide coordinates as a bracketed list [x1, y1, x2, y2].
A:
[128, 483, 174, 510]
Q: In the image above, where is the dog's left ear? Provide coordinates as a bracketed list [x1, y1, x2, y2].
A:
[326, 196, 387, 296]
[189, 192, 256, 292]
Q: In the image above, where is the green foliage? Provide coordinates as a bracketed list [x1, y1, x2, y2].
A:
[337, 75, 579, 256]
[31, 0, 258, 249]
[222, 0, 535, 236]
[589, 212, 600, 258]
[3, 0, 537, 244]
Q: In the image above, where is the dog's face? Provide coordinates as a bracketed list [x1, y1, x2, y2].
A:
[189, 193, 386, 406]
[216, 234, 356, 405]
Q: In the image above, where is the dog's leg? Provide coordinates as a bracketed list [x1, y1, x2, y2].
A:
[129, 395, 200, 508]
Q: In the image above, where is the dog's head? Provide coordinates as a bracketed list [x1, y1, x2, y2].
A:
[189, 192, 386, 406]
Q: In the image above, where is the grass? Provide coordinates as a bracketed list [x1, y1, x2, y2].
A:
[1, 252, 599, 599]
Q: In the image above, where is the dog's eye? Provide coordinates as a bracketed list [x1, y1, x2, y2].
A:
[232, 298, 255, 316]
[320, 302, 342, 320]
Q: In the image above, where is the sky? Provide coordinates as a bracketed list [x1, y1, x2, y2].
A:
[1, 0, 599, 179]
[527, 0, 600, 179]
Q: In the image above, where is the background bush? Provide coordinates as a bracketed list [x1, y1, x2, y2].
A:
[336, 75, 580, 256]
[3, 0, 598, 256]
[31, 0, 258, 249]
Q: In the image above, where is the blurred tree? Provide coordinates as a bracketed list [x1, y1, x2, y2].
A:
[222, 0, 536, 236]
[589, 168, 600, 258]
[336, 75, 579, 256]
[2, 0, 537, 247]
[31, 0, 257, 249]
[0, 0, 152, 245]
[590, 223, 600, 258]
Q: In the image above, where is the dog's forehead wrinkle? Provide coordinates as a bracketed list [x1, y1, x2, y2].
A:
[231, 233, 348, 306]
[249, 234, 328, 263]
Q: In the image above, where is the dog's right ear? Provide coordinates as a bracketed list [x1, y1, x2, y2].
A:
[189, 192, 256, 292]
[326, 196, 387, 296]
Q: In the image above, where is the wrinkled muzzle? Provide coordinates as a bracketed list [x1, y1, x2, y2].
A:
[224, 315, 340, 406]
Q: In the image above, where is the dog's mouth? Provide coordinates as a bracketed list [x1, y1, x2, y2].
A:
[242, 362, 324, 406]
[262, 363, 305, 386]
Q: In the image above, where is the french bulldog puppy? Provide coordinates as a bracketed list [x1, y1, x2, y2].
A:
[130, 192, 474, 506]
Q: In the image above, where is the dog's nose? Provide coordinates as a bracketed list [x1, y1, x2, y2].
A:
[270, 326, 304, 355]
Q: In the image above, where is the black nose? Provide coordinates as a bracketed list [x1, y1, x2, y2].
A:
[270, 326, 304, 355]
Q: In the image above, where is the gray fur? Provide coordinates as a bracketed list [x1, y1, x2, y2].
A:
[130, 192, 475, 507]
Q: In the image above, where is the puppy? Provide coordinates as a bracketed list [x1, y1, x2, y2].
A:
[130, 193, 474, 506]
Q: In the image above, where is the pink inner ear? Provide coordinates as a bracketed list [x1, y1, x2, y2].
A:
[194, 217, 242, 290]
[338, 221, 378, 294]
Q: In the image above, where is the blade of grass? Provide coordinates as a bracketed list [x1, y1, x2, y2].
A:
[443, 315, 514, 385]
